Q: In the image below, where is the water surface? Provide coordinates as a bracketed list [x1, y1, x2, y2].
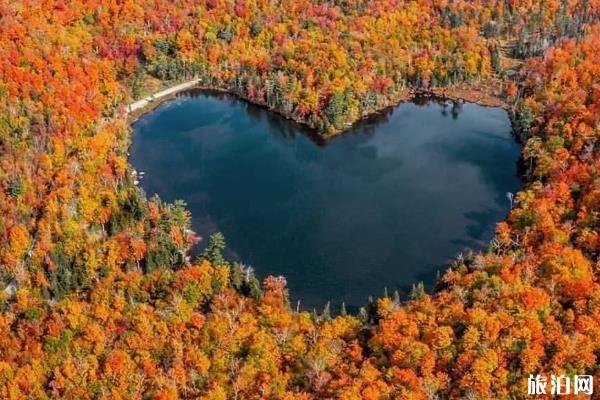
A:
[130, 90, 521, 310]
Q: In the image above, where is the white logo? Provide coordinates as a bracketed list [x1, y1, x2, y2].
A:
[551, 375, 570, 395]
[574, 375, 594, 395]
[528, 374, 547, 395]
[528, 374, 593, 396]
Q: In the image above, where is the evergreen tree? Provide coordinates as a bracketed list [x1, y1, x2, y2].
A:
[321, 301, 331, 321]
[340, 302, 347, 317]
[409, 282, 426, 300]
[201, 232, 228, 266]
[326, 91, 347, 129]
[358, 307, 368, 323]
[490, 43, 503, 74]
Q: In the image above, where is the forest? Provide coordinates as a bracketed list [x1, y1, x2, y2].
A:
[0, 0, 599, 398]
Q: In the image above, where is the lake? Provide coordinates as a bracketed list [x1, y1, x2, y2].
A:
[130, 90, 521, 310]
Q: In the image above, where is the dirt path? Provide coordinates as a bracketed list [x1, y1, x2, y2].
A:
[126, 79, 201, 113]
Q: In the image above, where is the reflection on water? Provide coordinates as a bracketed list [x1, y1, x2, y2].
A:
[130, 90, 521, 310]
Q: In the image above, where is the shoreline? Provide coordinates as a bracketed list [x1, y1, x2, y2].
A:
[126, 78, 206, 123]
[125, 79, 509, 136]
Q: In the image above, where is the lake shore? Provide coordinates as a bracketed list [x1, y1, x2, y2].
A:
[131, 91, 521, 308]
[126, 78, 508, 137]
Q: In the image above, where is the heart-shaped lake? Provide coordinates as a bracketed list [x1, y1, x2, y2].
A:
[130, 90, 521, 310]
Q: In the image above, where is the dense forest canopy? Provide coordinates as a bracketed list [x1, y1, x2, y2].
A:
[0, 0, 599, 398]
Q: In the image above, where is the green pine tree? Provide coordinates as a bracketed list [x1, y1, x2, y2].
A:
[201, 232, 228, 266]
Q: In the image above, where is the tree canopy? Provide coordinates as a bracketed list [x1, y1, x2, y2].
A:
[0, 0, 599, 398]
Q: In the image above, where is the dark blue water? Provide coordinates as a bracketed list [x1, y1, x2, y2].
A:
[130, 90, 521, 310]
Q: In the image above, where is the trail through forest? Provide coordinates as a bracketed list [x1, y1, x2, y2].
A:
[127, 79, 201, 113]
